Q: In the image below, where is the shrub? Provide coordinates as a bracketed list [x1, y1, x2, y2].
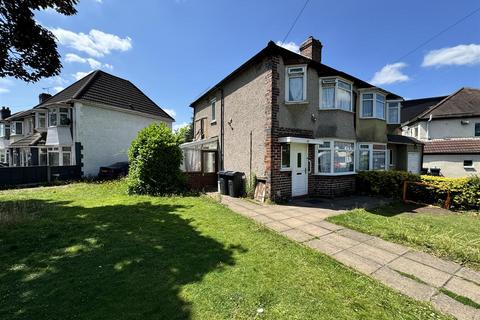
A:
[127, 123, 186, 195]
[356, 170, 420, 198]
[357, 170, 480, 211]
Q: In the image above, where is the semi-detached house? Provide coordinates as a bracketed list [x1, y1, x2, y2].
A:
[0, 70, 173, 177]
[182, 36, 422, 201]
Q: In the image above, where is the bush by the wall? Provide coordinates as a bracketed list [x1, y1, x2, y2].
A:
[356, 170, 420, 198]
[357, 170, 480, 211]
[127, 123, 186, 195]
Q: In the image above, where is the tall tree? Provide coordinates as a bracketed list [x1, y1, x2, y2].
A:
[0, 0, 78, 82]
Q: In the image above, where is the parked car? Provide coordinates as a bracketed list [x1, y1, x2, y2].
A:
[98, 162, 129, 179]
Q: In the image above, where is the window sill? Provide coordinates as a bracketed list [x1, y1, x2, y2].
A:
[313, 172, 357, 176]
[280, 167, 291, 172]
[360, 117, 386, 121]
[319, 108, 354, 113]
[210, 120, 217, 125]
[285, 100, 309, 105]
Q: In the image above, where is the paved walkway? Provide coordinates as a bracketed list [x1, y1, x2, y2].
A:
[220, 195, 480, 320]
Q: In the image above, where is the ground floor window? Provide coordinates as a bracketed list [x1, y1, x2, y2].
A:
[39, 148, 47, 166]
[0, 150, 5, 163]
[202, 151, 216, 173]
[48, 148, 60, 166]
[357, 143, 387, 171]
[316, 140, 354, 174]
[281, 144, 291, 170]
[62, 146, 72, 166]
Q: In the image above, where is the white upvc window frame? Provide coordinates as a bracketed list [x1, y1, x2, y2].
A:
[36, 111, 47, 129]
[357, 143, 387, 171]
[319, 77, 353, 112]
[48, 107, 70, 127]
[360, 92, 386, 120]
[285, 65, 307, 103]
[11, 121, 23, 135]
[387, 100, 401, 124]
[0, 123, 5, 137]
[314, 139, 356, 176]
[210, 98, 216, 124]
[280, 143, 291, 171]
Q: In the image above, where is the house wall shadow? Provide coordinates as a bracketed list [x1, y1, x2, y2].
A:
[0, 199, 240, 319]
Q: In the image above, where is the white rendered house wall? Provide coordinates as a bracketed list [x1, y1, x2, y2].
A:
[74, 102, 172, 177]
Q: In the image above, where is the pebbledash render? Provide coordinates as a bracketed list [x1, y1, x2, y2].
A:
[183, 36, 422, 201]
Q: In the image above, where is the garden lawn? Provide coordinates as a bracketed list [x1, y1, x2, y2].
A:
[0, 182, 449, 320]
[328, 203, 480, 271]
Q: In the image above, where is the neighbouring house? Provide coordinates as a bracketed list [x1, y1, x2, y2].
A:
[181, 36, 422, 200]
[0, 70, 174, 178]
[402, 87, 480, 178]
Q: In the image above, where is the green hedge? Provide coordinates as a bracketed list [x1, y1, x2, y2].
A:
[356, 171, 480, 211]
[356, 170, 420, 198]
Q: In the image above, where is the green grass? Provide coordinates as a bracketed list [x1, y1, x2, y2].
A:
[328, 203, 480, 271]
[0, 182, 449, 320]
[439, 289, 480, 309]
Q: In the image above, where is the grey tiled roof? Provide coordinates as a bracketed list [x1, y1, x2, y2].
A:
[10, 132, 46, 147]
[36, 70, 174, 120]
[387, 134, 423, 145]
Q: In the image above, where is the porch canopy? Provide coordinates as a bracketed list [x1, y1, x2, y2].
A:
[180, 137, 218, 173]
[278, 137, 325, 144]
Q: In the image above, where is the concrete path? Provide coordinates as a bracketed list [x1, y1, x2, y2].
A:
[220, 195, 480, 320]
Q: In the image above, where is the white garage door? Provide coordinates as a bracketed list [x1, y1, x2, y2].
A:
[408, 152, 420, 174]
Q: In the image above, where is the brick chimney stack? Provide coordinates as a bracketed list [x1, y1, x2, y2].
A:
[39, 93, 52, 104]
[0, 106, 11, 120]
[300, 36, 323, 63]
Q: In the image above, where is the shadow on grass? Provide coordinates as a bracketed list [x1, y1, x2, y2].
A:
[0, 199, 239, 319]
[368, 202, 427, 217]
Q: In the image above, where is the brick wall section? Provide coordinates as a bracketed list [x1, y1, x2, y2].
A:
[264, 55, 280, 200]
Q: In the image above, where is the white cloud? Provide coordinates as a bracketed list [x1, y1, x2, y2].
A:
[370, 62, 410, 86]
[73, 71, 93, 81]
[173, 122, 189, 131]
[51, 28, 132, 57]
[53, 86, 65, 93]
[164, 108, 176, 118]
[0, 88, 10, 94]
[103, 63, 113, 70]
[0, 78, 13, 94]
[65, 53, 102, 69]
[276, 41, 300, 53]
[422, 44, 480, 67]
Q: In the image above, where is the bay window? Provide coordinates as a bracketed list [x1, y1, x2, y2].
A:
[62, 146, 72, 165]
[39, 148, 47, 166]
[361, 92, 386, 119]
[319, 78, 352, 111]
[357, 144, 387, 171]
[49, 107, 70, 127]
[387, 101, 401, 124]
[48, 147, 59, 166]
[285, 66, 307, 102]
[316, 140, 354, 174]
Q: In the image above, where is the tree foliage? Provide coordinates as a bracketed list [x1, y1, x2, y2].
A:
[0, 0, 78, 82]
[127, 123, 186, 195]
[173, 123, 193, 145]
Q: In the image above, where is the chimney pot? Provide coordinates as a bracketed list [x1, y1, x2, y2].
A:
[300, 36, 323, 63]
[39, 93, 52, 104]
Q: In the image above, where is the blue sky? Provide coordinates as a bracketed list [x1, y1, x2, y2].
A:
[1, 0, 479, 129]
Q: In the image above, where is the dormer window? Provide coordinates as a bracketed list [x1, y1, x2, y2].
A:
[387, 101, 401, 124]
[285, 66, 307, 102]
[361, 92, 385, 119]
[319, 78, 352, 111]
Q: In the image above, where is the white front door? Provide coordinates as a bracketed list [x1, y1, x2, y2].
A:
[408, 152, 420, 174]
[291, 143, 308, 197]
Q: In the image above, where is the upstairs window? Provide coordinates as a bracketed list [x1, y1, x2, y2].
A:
[475, 123, 480, 137]
[49, 108, 70, 127]
[387, 101, 401, 124]
[320, 78, 352, 111]
[49, 109, 58, 126]
[211, 99, 216, 122]
[37, 112, 46, 129]
[361, 92, 386, 119]
[0, 123, 5, 137]
[11, 122, 23, 135]
[285, 66, 307, 102]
